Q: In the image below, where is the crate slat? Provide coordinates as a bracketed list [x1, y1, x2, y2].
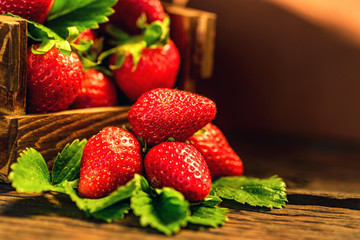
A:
[0, 106, 130, 181]
[0, 15, 27, 115]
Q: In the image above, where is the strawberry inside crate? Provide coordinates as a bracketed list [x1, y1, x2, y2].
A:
[0, 4, 216, 182]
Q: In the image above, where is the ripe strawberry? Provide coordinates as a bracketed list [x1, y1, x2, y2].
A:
[71, 69, 118, 109]
[110, 39, 180, 102]
[128, 88, 216, 146]
[144, 142, 212, 202]
[188, 123, 244, 179]
[78, 126, 143, 199]
[74, 29, 98, 45]
[26, 44, 83, 113]
[109, 0, 165, 34]
[0, 0, 55, 24]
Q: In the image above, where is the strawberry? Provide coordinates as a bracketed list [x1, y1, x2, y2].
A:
[78, 126, 143, 199]
[71, 69, 118, 109]
[144, 142, 212, 202]
[188, 123, 244, 179]
[26, 44, 83, 113]
[109, 0, 165, 34]
[0, 0, 55, 24]
[74, 29, 98, 44]
[110, 39, 180, 102]
[73, 29, 103, 52]
[128, 88, 216, 146]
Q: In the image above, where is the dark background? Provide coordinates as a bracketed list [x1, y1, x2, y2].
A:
[182, 0, 360, 146]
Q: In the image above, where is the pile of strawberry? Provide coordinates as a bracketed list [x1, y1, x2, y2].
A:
[78, 88, 244, 202]
[1, 0, 180, 113]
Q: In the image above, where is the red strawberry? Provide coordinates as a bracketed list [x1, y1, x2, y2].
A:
[128, 88, 216, 146]
[144, 142, 212, 202]
[188, 123, 244, 179]
[71, 69, 118, 109]
[109, 0, 165, 34]
[0, 0, 55, 24]
[78, 126, 143, 199]
[74, 29, 98, 44]
[26, 44, 83, 113]
[110, 39, 180, 102]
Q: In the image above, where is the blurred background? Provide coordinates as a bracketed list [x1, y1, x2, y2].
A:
[184, 0, 360, 144]
[165, 0, 360, 191]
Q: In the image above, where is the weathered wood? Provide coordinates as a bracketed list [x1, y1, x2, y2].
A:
[0, 15, 27, 115]
[0, 184, 359, 240]
[0, 106, 130, 181]
[1, 136, 360, 239]
[228, 135, 360, 194]
[164, 4, 217, 92]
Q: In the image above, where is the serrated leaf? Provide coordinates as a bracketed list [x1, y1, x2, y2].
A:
[191, 195, 223, 208]
[52, 139, 87, 185]
[8, 148, 54, 192]
[187, 195, 227, 227]
[7, 13, 72, 55]
[47, 0, 117, 37]
[131, 187, 189, 235]
[49, 0, 102, 20]
[90, 201, 130, 222]
[63, 174, 146, 214]
[211, 176, 287, 209]
[187, 206, 228, 228]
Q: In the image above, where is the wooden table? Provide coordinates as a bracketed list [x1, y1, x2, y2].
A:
[1, 136, 360, 239]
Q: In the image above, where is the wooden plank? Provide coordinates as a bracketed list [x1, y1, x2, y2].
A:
[0, 106, 130, 181]
[0, 185, 359, 239]
[164, 4, 217, 92]
[0, 15, 27, 115]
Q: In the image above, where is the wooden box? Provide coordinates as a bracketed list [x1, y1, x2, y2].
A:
[0, 6, 216, 181]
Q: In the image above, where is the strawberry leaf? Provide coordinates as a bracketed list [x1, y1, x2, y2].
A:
[144, 18, 170, 47]
[7, 13, 73, 55]
[187, 195, 228, 227]
[90, 201, 130, 222]
[47, 0, 117, 36]
[8, 148, 56, 193]
[131, 187, 190, 236]
[52, 139, 87, 185]
[211, 176, 288, 209]
[63, 174, 146, 214]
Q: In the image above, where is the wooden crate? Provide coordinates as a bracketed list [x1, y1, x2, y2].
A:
[0, 15, 131, 181]
[0, 7, 216, 181]
[0, 107, 130, 181]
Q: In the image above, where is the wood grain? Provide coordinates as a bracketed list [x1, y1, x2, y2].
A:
[1, 133, 360, 239]
[0, 184, 359, 240]
[0, 106, 130, 181]
[164, 4, 216, 92]
[0, 15, 27, 115]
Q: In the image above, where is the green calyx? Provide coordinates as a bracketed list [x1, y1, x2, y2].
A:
[5, 0, 117, 56]
[100, 14, 171, 71]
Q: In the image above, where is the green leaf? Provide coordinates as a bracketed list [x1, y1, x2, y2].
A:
[211, 176, 287, 209]
[187, 195, 228, 227]
[90, 201, 130, 222]
[191, 195, 223, 208]
[47, 0, 117, 37]
[144, 19, 170, 47]
[63, 174, 146, 214]
[7, 13, 72, 55]
[144, 21, 163, 46]
[8, 148, 54, 192]
[188, 206, 228, 228]
[131, 187, 189, 235]
[52, 139, 87, 185]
